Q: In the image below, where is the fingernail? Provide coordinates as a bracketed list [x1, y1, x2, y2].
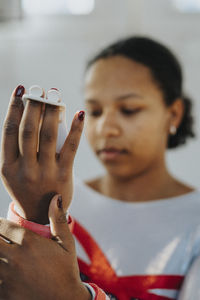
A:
[78, 110, 85, 121]
[57, 195, 63, 209]
[15, 85, 25, 97]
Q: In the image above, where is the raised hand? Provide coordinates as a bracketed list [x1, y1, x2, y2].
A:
[0, 85, 85, 224]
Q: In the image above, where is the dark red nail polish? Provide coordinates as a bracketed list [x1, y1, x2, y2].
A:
[15, 85, 25, 97]
[50, 88, 59, 91]
[57, 195, 63, 209]
[78, 110, 85, 121]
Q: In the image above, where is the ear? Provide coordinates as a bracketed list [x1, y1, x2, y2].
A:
[168, 98, 185, 129]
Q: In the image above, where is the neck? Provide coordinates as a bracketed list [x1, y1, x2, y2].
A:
[99, 159, 184, 203]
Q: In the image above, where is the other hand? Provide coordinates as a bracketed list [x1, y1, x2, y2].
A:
[0, 194, 91, 300]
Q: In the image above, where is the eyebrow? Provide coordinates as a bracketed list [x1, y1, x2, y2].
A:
[85, 93, 143, 104]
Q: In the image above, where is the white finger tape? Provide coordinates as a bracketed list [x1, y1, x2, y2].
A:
[22, 85, 68, 152]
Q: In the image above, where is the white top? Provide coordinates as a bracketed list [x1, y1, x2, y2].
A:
[69, 177, 200, 299]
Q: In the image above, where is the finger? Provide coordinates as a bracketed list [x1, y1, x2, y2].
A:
[38, 96, 60, 163]
[49, 195, 75, 253]
[59, 111, 85, 167]
[18, 90, 44, 162]
[1, 85, 24, 164]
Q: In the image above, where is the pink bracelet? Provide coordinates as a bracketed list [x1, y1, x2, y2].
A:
[7, 202, 72, 239]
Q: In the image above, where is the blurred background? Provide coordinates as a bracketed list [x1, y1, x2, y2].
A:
[0, 0, 200, 216]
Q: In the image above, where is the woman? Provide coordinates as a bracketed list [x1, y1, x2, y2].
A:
[2, 36, 200, 300]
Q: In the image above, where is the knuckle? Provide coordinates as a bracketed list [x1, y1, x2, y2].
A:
[11, 98, 23, 110]
[3, 120, 18, 136]
[41, 129, 54, 143]
[21, 124, 35, 140]
[68, 138, 77, 152]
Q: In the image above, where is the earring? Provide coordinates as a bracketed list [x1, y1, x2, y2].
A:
[170, 125, 177, 135]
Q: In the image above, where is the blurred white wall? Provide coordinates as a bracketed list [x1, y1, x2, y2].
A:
[0, 0, 200, 217]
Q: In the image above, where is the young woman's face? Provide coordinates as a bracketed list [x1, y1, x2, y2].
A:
[84, 56, 172, 178]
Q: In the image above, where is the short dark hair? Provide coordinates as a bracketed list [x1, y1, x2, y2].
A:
[86, 36, 195, 148]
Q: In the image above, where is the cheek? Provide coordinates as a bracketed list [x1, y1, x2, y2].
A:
[125, 113, 168, 154]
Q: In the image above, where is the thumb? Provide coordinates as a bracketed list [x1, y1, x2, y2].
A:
[48, 194, 74, 252]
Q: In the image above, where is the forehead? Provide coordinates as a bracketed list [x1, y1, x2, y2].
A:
[84, 56, 156, 97]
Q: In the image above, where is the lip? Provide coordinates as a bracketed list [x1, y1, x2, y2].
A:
[97, 148, 128, 161]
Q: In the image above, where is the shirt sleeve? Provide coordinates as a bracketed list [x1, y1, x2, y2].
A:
[7, 202, 109, 300]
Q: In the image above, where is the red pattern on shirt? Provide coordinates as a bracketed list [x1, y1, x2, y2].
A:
[72, 219, 184, 300]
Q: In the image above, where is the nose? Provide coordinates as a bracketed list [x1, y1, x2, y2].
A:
[96, 110, 121, 137]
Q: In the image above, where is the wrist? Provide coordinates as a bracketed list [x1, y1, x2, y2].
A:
[7, 202, 52, 238]
[14, 203, 49, 225]
[13, 192, 60, 224]
[7, 202, 73, 238]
